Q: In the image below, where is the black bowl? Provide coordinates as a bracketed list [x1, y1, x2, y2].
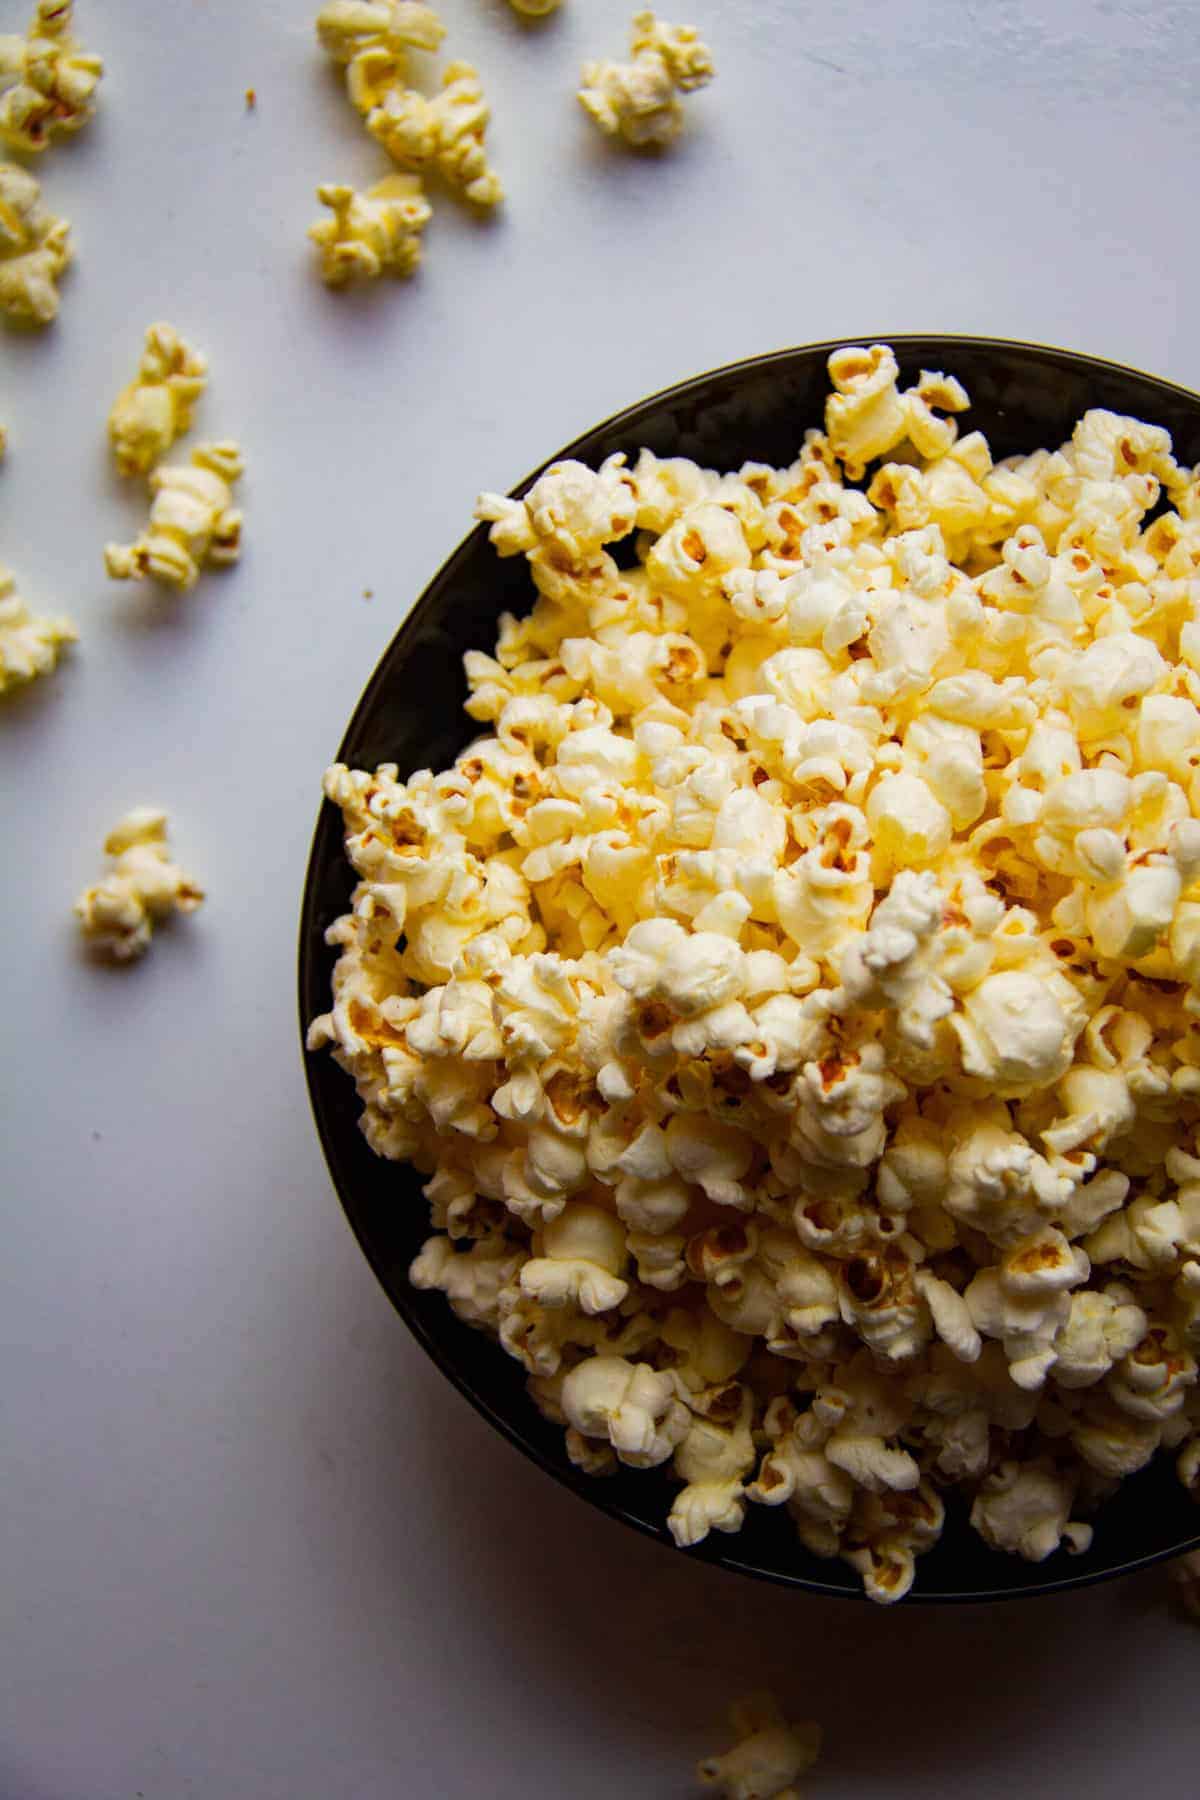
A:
[299, 336, 1200, 1601]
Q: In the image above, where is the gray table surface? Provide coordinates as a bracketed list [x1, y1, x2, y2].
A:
[2, 1, 1198, 1794]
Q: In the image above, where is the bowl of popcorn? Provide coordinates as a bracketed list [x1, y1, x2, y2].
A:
[300, 336, 1200, 1602]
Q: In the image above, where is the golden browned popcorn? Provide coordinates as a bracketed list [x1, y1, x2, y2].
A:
[0, 160, 70, 324]
[108, 323, 209, 478]
[104, 441, 244, 590]
[0, 0, 102, 155]
[698, 1694, 822, 1800]
[578, 9, 714, 149]
[307, 173, 432, 286]
[309, 345, 1200, 1602]
[363, 60, 503, 207]
[75, 808, 203, 962]
[0, 564, 75, 694]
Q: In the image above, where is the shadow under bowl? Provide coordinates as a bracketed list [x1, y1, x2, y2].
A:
[299, 334, 1200, 1601]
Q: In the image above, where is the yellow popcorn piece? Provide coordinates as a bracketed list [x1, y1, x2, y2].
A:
[308, 173, 431, 286]
[108, 323, 209, 478]
[578, 9, 714, 149]
[508, 0, 561, 13]
[104, 441, 244, 590]
[309, 344, 1200, 1604]
[0, 0, 102, 155]
[75, 808, 203, 963]
[0, 159, 70, 325]
[316, 0, 444, 70]
[0, 564, 75, 695]
[362, 60, 504, 208]
[699, 1693, 822, 1800]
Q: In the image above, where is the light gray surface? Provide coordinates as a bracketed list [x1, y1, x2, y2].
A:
[1, 1, 1198, 1795]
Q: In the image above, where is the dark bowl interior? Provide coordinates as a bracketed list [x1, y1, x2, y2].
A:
[299, 336, 1200, 1601]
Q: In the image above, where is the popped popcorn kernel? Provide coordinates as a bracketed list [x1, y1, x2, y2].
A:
[698, 1693, 822, 1800]
[105, 441, 244, 590]
[308, 174, 432, 286]
[108, 323, 209, 478]
[578, 9, 714, 150]
[0, 160, 70, 325]
[75, 809, 204, 963]
[362, 60, 503, 207]
[508, 0, 561, 12]
[310, 343, 1200, 1603]
[0, 1, 103, 155]
[0, 564, 75, 695]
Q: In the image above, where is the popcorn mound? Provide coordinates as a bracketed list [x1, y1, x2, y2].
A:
[309, 344, 1200, 1602]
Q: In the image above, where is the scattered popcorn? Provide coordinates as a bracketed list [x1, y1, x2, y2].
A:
[310, 346, 1200, 1601]
[578, 9, 714, 149]
[108, 323, 209, 478]
[308, 174, 432, 286]
[0, 160, 70, 325]
[104, 441, 244, 590]
[698, 1693, 822, 1800]
[0, 1, 103, 155]
[316, 0, 445, 71]
[75, 809, 203, 962]
[0, 564, 75, 695]
[361, 61, 503, 208]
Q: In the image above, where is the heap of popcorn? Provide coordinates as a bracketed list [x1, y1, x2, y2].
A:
[309, 343, 1200, 1603]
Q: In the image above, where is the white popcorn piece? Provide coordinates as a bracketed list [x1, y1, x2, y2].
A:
[561, 1354, 690, 1468]
[698, 1693, 822, 1800]
[0, 1, 102, 155]
[308, 174, 431, 286]
[519, 1200, 629, 1313]
[0, 565, 75, 695]
[309, 344, 1200, 1604]
[108, 323, 208, 478]
[74, 808, 204, 962]
[363, 61, 503, 208]
[970, 1459, 1092, 1562]
[578, 9, 714, 150]
[104, 441, 244, 590]
[0, 159, 70, 324]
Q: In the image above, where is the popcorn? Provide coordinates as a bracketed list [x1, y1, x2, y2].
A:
[0, 2, 102, 154]
[104, 442, 244, 589]
[308, 174, 431, 286]
[74, 809, 204, 962]
[561, 1354, 690, 1468]
[508, 0, 561, 12]
[697, 1693, 822, 1800]
[363, 61, 503, 208]
[0, 160, 70, 324]
[316, 0, 445, 69]
[0, 565, 75, 694]
[578, 10, 714, 150]
[311, 344, 1200, 1602]
[108, 324, 208, 477]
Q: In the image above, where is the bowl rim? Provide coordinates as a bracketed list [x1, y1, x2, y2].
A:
[298, 333, 1200, 1603]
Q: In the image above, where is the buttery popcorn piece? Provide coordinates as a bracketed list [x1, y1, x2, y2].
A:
[104, 441, 244, 590]
[0, 564, 75, 694]
[0, 1, 102, 154]
[508, 0, 561, 13]
[698, 1693, 822, 1800]
[75, 809, 204, 962]
[308, 174, 432, 286]
[362, 60, 503, 207]
[108, 323, 208, 477]
[310, 344, 1200, 1602]
[578, 9, 715, 149]
[0, 159, 70, 324]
